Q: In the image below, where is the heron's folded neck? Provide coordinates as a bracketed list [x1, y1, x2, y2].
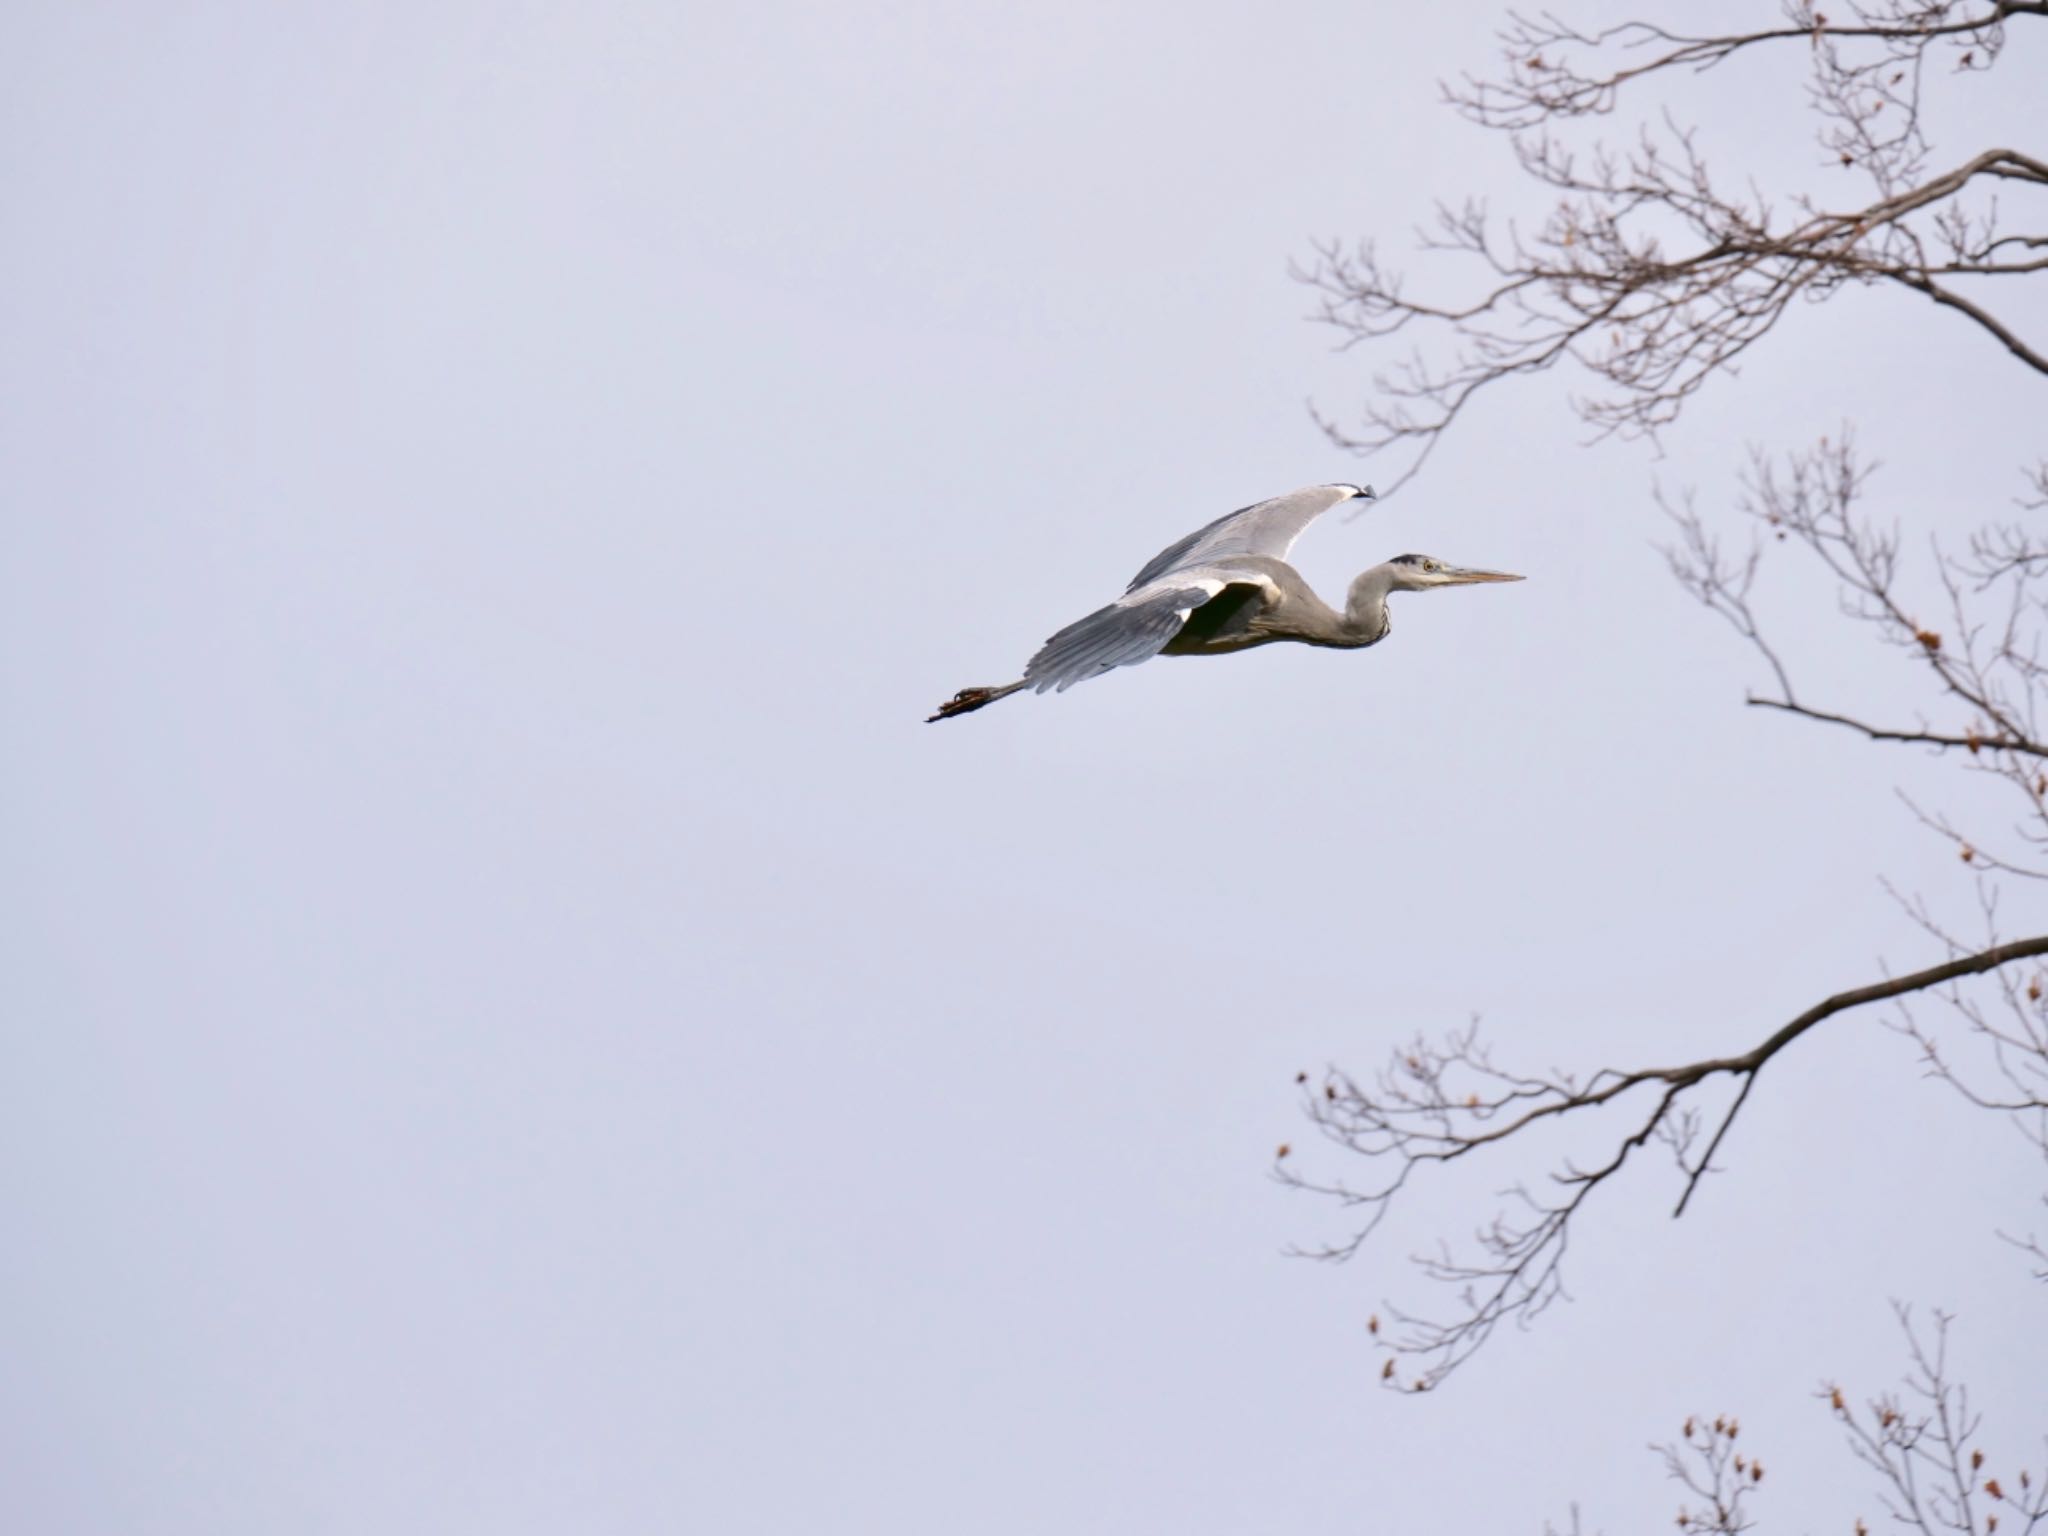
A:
[1342, 564, 1397, 646]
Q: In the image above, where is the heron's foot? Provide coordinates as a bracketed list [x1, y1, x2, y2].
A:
[925, 682, 1022, 722]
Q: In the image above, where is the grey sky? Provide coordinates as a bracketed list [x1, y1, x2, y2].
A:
[3, 4, 2043, 1532]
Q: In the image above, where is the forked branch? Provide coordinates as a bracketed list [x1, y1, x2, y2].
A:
[1280, 933, 2048, 1388]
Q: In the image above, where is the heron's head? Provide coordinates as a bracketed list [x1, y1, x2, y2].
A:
[1387, 553, 1525, 592]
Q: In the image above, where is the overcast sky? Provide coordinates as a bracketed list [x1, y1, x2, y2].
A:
[3, 4, 2043, 1532]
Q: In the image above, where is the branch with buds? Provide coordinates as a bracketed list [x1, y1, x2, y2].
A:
[1824, 1305, 2048, 1536]
[1550, 1309, 2046, 1534]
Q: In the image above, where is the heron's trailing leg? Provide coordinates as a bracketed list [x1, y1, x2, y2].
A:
[926, 680, 1026, 722]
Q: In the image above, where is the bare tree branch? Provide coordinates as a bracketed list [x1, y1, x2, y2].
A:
[1303, 6, 2047, 489]
[1462, 5, 2045, 134]
[1745, 696, 2047, 755]
[1667, 435, 2048, 879]
[1279, 933, 2048, 1387]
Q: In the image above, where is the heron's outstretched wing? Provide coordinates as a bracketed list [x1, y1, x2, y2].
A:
[1024, 574, 1275, 693]
[1126, 484, 1362, 593]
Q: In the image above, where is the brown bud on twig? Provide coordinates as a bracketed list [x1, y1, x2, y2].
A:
[1973, 1450, 1985, 1471]
[1751, 1463, 1764, 1483]
[1986, 1479, 2003, 1501]
[1830, 1386, 1846, 1412]
[1915, 629, 1942, 651]
[1368, 1314, 1379, 1335]
[1381, 1356, 1396, 1380]
[1276, 1143, 1290, 1159]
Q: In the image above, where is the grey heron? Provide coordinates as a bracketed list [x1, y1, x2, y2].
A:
[927, 482, 1523, 721]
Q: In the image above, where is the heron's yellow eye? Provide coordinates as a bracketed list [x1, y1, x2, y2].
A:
[1424, 560, 1439, 572]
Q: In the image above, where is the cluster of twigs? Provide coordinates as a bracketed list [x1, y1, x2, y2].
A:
[1548, 1413, 1770, 1535]
[1301, 3, 2047, 493]
[1825, 1308, 2048, 1536]
[1546, 1309, 2048, 1535]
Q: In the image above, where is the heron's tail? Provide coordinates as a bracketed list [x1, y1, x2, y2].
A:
[925, 680, 1026, 723]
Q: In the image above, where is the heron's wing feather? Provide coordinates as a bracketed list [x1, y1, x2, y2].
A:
[1024, 576, 1271, 694]
[1126, 484, 1357, 592]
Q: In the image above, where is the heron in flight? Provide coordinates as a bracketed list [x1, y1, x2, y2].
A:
[928, 482, 1522, 721]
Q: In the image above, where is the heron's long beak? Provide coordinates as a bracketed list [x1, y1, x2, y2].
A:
[1440, 566, 1524, 585]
